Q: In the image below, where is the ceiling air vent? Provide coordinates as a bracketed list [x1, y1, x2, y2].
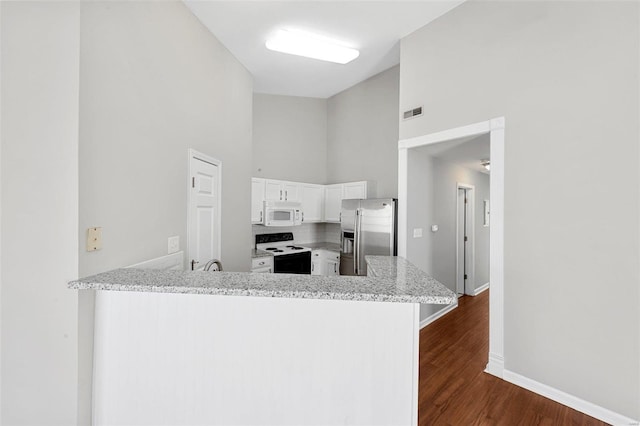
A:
[403, 106, 423, 120]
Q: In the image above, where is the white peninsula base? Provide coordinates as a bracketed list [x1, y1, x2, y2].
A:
[93, 291, 421, 425]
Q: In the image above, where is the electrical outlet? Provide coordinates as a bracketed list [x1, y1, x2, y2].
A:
[413, 228, 423, 238]
[87, 227, 102, 252]
[168, 236, 180, 254]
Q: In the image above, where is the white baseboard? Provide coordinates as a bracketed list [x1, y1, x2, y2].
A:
[473, 282, 489, 295]
[419, 301, 458, 329]
[485, 352, 504, 378]
[503, 369, 639, 425]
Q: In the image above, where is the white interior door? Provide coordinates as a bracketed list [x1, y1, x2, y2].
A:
[188, 151, 221, 271]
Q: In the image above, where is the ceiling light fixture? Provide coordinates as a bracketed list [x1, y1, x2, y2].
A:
[481, 159, 491, 171]
[265, 29, 359, 65]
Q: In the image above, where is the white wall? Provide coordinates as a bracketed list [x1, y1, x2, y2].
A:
[1, 2, 80, 424]
[77, 3, 253, 423]
[79, 1, 253, 276]
[253, 94, 327, 183]
[327, 66, 399, 198]
[400, 1, 639, 419]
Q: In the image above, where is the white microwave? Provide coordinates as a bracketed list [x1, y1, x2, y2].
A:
[263, 201, 303, 227]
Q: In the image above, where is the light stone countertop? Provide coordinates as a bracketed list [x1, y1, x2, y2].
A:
[69, 256, 456, 305]
[251, 249, 274, 259]
[302, 242, 341, 252]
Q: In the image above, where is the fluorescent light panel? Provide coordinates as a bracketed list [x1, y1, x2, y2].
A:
[266, 29, 359, 64]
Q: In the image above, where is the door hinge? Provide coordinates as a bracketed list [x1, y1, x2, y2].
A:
[192, 177, 195, 188]
[464, 274, 468, 280]
[464, 236, 468, 242]
[464, 197, 468, 204]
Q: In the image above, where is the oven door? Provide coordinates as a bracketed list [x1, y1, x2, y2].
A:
[273, 251, 311, 274]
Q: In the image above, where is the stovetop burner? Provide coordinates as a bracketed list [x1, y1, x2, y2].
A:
[255, 233, 312, 258]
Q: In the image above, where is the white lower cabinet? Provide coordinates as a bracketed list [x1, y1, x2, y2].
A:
[251, 256, 274, 273]
[311, 251, 323, 275]
[324, 251, 340, 276]
[311, 250, 340, 276]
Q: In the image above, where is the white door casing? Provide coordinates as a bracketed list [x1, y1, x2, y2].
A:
[188, 149, 221, 271]
[398, 117, 505, 378]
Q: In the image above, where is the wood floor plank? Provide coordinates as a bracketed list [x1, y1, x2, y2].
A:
[418, 291, 609, 425]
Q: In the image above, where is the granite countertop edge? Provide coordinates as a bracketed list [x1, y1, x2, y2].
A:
[69, 256, 456, 305]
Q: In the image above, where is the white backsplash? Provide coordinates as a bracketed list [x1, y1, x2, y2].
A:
[324, 223, 341, 245]
[252, 222, 342, 247]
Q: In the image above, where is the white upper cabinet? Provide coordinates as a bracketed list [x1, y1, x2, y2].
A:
[251, 178, 266, 224]
[324, 184, 344, 223]
[265, 180, 284, 201]
[343, 181, 367, 200]
[300, 184, 324, 223]
[253, 178, 373, 224]
[324, 181, 371, 223]
[265, 179, 300, 202]
[281, 182, 300, 202]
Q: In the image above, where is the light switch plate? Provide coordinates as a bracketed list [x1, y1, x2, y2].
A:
[431, 225, 439, 232]
[413, 228, 423, 238]
[168, 236, 180, 254]
[87, 227, 102, 252]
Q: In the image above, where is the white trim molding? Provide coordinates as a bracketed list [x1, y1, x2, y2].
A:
[398, 117, 505, 382]
[397, 148, 408, 258]
[419, 302, 458, 329]
[474, 282, 490, 296]
[503, 370, 639, 426]
[485, 353, 504, 378]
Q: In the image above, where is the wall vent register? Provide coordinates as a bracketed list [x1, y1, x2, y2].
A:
[403, 106, 423, 120]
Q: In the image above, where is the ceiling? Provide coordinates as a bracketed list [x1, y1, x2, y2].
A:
[184, 1, 465, 99]
[416, 134, 490, 174]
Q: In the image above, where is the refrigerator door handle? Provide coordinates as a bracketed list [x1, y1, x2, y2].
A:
[355, 209, 361, 275]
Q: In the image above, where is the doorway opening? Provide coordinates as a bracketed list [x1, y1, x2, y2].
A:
[398, 117, 505, 378]
[187, 149, 222, 271]
[456, 183, 475, 296]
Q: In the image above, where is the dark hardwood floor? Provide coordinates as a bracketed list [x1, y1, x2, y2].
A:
[418, 291, 608, 425]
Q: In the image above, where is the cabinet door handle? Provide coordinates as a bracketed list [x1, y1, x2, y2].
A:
[312, 263, 314, 272]
[285, 190, 288, 201]
[260, 211, 263, 223]
[334, 263, 337, 273]
[280, 190, 283, 200]
[302, 212, 304, 222]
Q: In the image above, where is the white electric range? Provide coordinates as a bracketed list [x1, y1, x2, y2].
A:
[255, 232, 312, 274]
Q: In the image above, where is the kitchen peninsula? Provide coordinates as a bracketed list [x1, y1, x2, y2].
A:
[71, 256, 455, 425]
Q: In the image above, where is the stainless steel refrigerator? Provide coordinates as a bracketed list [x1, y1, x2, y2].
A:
[339, 198, 397, 276]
